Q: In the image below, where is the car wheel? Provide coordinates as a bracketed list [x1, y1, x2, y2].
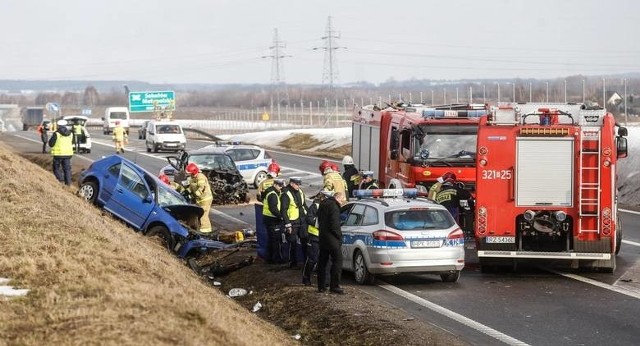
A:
[86, 149, 91, 154]
[353, 250, 375, 285]
[78, 181, 99, 205]
[146, 225, 176, 251]
[440, 270, 461, 283]
[153, 143, 158, 153]
[253, 171, 268, 188]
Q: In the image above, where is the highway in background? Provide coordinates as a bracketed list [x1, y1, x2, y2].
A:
[4, 129, 640, 345]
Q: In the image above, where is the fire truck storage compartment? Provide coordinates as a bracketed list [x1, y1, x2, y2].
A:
[516, 137, 574, 207]
[352, 122, 380, 180]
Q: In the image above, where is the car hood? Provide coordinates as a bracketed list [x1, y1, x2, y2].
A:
[163, 204, 204, 220]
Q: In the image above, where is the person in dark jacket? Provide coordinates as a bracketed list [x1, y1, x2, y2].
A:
[48, 119, 74, 185]
[262, 178, 286, 264]
[435, 178, 474, 221]
[302, 192, 323, 286]
[341, 155, 360, 198]
[317, 191, 346, 294]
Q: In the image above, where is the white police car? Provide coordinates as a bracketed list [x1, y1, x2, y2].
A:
[340, 188, 465, 284]
[204, 143, 273, 188]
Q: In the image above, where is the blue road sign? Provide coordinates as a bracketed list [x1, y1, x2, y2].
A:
[128, 91, 176, 113]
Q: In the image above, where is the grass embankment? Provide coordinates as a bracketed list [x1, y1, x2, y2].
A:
[0, 142, 292, 345]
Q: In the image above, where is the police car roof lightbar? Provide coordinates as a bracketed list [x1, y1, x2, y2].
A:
[354, 188, 419, 198]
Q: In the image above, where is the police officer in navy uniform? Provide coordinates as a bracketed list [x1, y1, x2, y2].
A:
[48, 119, 74, 185]
[358, 171, 379, 190]
[280, 177, 307, 269]
[262, 178, 286, 264]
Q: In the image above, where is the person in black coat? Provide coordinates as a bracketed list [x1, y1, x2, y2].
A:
[317, 191, 346, 294]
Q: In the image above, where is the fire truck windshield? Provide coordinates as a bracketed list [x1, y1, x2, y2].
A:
[413, 125, 477, 164]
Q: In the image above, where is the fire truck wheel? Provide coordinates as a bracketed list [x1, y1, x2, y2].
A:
[615, 220, 622, 256]
[353, 250, 375, 285]
[440, 270, 461, 283]
[146, 225, 176, 252]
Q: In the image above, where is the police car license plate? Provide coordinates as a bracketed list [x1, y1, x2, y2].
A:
[411, 240, 442, 248]
[486, 236, 516, 244]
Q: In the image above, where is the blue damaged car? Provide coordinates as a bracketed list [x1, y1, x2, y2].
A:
[77, 155, 228, 258]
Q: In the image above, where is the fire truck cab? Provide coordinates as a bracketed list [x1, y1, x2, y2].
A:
[352, 103, 488, 234]
[475, 103, 628, 272]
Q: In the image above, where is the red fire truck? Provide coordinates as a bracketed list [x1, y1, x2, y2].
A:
[352, 103, 488, 232]
[474, 103, 628, 272]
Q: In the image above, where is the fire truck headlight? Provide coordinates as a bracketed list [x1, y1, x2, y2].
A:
[554, 211, 567, 222]
[524, 210, 536, 222]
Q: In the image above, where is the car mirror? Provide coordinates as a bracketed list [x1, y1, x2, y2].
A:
[143, 194, 153, 204]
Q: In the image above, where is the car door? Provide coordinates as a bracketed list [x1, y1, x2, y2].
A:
[105, 163, 155, 230]
[340, 203, 360, 269]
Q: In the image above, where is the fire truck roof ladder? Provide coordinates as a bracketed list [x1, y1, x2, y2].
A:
[578, 128, 601, 233]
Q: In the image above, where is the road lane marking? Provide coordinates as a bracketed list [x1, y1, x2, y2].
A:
[549, 270, 640, 300]
[620, 208, 640, 215]
[623, 239, 640, 247]
[378, 283, 530, 346]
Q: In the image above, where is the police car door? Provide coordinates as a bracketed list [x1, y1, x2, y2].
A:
[105, 163, 154, 229]
[340, 203, 362, 270]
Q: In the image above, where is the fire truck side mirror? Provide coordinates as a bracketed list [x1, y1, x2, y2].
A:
[616, 137, 628, 159]
[618, 127, 628, 137]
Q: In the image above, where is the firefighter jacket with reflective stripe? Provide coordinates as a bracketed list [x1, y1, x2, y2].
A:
[323, 171, 347, 195]
[113, 126, 127, 141]
[262, 188, 282, 219]
[50, 131, 73, 157]
[188, 173, 213, 203]
[281, 187, 305, 223]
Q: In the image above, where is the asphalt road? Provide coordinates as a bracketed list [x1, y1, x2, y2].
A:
[4, 129, 640, 346]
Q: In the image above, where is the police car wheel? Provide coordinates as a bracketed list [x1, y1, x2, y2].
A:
[253, 171, 268, 188]
[146, 225, 176, 251]
[440, 270, 461, 283]
[353, 250, 375, 285]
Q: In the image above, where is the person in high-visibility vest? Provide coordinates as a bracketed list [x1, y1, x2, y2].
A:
[428, 171, 456, 200]
[184, 163, 214, 234]
[302, 191, 323, 286]
[358, 171, 379, 190]
[280, 177, 307, 269]
[262, 178, 286, 264]
[72, 121, 85, 153]
[112, 120, 128, 154]
[322, 163, 348, 196]
[48, 119, 74, 185]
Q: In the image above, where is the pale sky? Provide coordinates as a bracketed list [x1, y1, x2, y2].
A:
[1, 0, 638, 85]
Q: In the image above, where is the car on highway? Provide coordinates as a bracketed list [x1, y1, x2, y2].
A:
[340, 188, 465, 284]
[77, 155, 230, 258]
[62, 115, 92, 153]
[138, 120, 150, 139]
[203, 143, 273, 188]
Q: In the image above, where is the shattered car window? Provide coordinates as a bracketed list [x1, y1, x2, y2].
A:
[157, 183, 189, 207]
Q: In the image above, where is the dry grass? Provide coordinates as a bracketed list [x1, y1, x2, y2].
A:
[277, 134, 350, 160]
[0, 143, 293, 346]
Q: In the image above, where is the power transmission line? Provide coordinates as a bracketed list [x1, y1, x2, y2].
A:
[313, 16, 346, 98]
[262, 28, 291, 112]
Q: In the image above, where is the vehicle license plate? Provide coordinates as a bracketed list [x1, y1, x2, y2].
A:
[166, 143, 177, 146]
[411, 240, 441, 248]
[486, 236, 516, 244]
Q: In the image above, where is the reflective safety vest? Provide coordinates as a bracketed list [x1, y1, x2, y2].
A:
[285, 189, 305, 221]
[258, 178, 274, 197]
[428, 181, 443, 200]
[113, 126, 127, 141]
[307, 202, 319, 236]
[189, 173, 213, 203]
[72, 124, 83, 135]
[262, 190, 280, 218]
[51, 132, 73, 156]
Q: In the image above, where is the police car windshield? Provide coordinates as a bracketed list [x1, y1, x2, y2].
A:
[189, 154, 236, 171]
[414, 125, 477, 162]
[385, 209, 455, 230]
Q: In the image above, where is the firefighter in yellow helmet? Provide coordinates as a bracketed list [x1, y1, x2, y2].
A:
[112, 120, 128, 154]
[185, 163, 214, 234]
